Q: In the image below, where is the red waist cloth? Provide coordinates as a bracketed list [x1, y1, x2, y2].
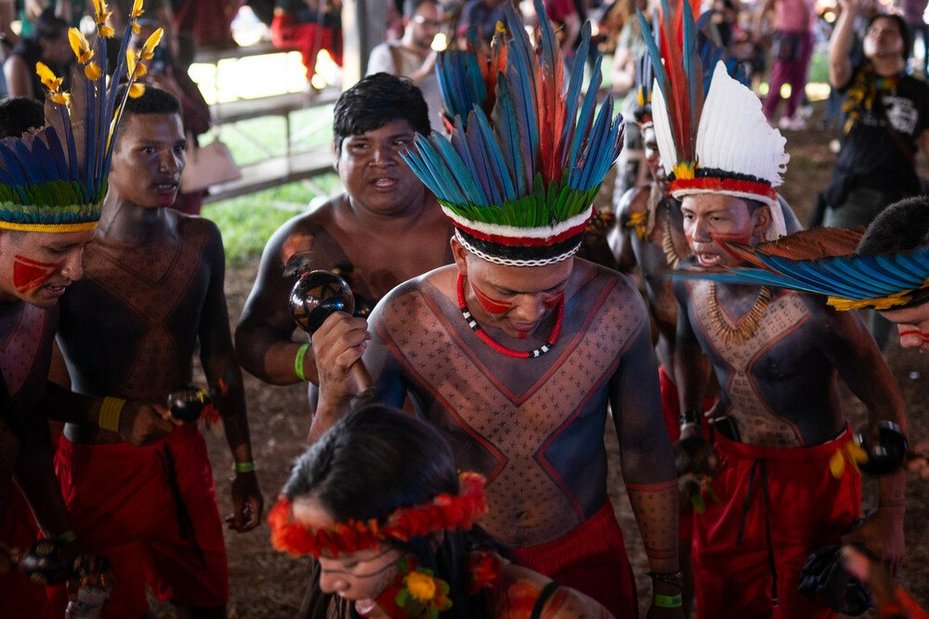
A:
[510, 502, 635, 618]
[692, 427, 861, 619]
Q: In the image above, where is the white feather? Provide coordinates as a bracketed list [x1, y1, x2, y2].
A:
[650, 77, 678, 178]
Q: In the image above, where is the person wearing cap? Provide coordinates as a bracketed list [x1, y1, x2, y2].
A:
[47, 83, 264, 617]
[0, 9, 175, 616]
[641, 5, 908, 617]
[310, 4, 683, 617]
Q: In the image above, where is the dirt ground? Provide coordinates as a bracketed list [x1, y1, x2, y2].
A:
[177, 114, 929, 618]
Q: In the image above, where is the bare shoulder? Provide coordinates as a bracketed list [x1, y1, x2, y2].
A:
[259, 197, 342, 266]
[370, 265, 456, 323]
[493, 563, 614, 619]
[573, 259, 641, 305]
[617, 185, 649, 219]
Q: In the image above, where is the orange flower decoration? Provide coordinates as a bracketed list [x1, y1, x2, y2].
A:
[268, 472, 489, 558]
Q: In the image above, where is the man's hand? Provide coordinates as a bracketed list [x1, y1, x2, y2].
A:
[118, 402, 178, 446]
[906, 439, 929, 479]
[842, 507, 905, 575]
[225, 471, 263, 533]
[312, 311, 371, 400]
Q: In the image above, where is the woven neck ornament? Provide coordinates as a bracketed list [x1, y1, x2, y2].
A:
[706, 282, 772, 344]
[400, 0, 623, 267]
[0, 0, 163, 233]
[456, 273, 564, 359]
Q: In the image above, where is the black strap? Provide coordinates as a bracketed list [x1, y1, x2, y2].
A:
[531, 581, 561, 619]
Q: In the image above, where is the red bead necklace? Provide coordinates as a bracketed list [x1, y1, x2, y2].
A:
[456, 273, 564, 359]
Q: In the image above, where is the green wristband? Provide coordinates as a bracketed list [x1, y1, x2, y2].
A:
[235, 461, 256, 474]
[55, 530, 77, 544]
[294, 342, 310, 382]
[654, 593, 683, 609]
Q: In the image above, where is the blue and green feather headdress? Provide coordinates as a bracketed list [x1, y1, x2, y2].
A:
[400, 0, 624, 266]
[0, 0, 161, 233]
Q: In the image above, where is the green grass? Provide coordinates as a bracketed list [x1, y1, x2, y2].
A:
[201, 105, 342, 266]
[204, 173, 342, 266]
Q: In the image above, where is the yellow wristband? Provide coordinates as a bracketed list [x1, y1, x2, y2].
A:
[294, 342, 310, 382]
[98, 397, 126, 433]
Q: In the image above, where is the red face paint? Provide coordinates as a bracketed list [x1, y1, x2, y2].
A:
[470, 280, 514, 314]
[13, 255, 57, 293]
[898, 329, 929, 342]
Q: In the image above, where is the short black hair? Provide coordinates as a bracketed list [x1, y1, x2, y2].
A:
[867, 13, 911, 61]
[34, 8, 68, 41]
[115, 84, 182, 116]
[0, 97, 45, 139]
[402, 0, 438, 18]
[332, 73, 430, 151]
[857, 195, 929, 256]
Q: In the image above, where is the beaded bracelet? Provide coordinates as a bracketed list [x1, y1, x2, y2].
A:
[294, 342, 310, 382]
[654, 593, 683, 609]
[235, 461, 256, 474]
[98, 397, 126, 433]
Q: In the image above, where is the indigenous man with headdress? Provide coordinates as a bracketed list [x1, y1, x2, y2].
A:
[642, 2, 908, 616]
[46, 21, 264, 615]
[312, 3, 683, 617]
[0, 5, 175, 615]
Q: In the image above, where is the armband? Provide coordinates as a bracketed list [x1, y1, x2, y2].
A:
[654, 594, 683, 608]
[235, 461, 256, 474]
[294, 342, 310, 382]
[98, 397, 126, 433]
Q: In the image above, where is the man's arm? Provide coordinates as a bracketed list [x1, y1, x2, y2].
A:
[672, 281, 711, 430]
[824, 309, 907, 573]
[235, 216, 317, 385]
[609, 187, 642, 274]
[201, 222, 263, 532]
[829, 0, 858, 89]
[610, 292, 682, 617]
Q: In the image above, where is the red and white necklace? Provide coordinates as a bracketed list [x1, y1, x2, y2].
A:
[456, 273, 564, 359]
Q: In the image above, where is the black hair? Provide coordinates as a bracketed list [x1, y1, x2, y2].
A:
[115, 84, 182, 116]
[0, 97, 45, 139]
[284, 405, 493, 619]
[33, 8, 68, 42]
[857, 195, 929, 256]
[402, 0, 438, 18]
[867, 13, 911, 62]
[332, 73, 430, 151]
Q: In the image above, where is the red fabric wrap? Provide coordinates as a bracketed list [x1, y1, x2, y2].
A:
[670, 177, 777, 201]
[48, 425, 228, 616]
[692, 427, 861, 619]
[510, 502, 636, 618]
[0, 486, 56, 619]
[452, 213, 591, 248]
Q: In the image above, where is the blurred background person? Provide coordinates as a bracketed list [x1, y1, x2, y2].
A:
[3, 8, 71, 100]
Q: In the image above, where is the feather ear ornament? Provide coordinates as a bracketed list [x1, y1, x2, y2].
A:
[0, 0, 161, 233]
[641, 0, 788, 240]
[401, 0, 624, 267]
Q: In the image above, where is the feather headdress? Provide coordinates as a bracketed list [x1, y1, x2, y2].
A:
[401, 0, 624, 267]
[0, 0, 161, 233]
[672, 228, 929, 310]
[640, 0, 788, 240]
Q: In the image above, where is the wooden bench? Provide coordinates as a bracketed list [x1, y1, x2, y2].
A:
[189, 42, 342, 202]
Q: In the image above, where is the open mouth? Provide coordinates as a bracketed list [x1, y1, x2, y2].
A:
[370, 177, 398, 189]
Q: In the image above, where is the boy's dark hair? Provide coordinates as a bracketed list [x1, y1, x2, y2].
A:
[34, 8, 68, 41]
[403, 0, 438, 18]
[115, 84, 182, 116]
[867, 13, 911, 61]
[332, 73, 431, 151]
[857, 195, 929, 256]
[0, 97, 45, 139]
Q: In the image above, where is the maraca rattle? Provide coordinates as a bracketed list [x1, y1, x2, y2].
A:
[289, 269, 374, 397]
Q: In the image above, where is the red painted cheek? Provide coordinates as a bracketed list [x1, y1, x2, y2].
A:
[471, 282, 514, 314]
[13, 255, 57, 293]
[898, 329, 929, 342]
